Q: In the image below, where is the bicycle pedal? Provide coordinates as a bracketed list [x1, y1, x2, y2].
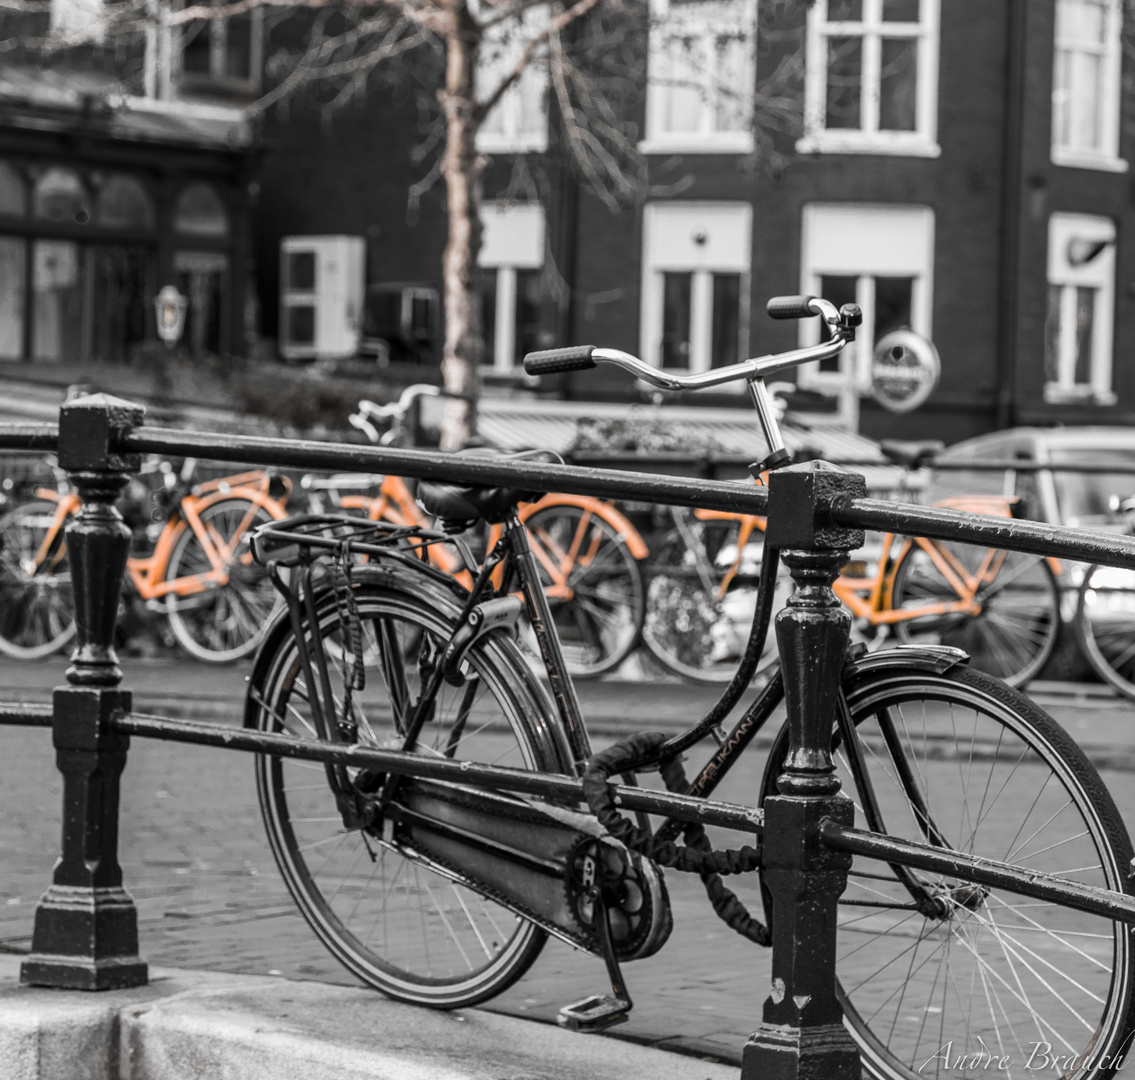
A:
[557, 994, 632, 1033]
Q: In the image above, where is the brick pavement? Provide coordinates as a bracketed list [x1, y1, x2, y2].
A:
[4, 656, 1135, 1066]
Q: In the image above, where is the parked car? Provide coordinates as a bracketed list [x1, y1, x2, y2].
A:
[927, 426, 1135, 679]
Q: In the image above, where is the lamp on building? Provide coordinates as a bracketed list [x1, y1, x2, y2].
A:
[154, 285, 188, 347]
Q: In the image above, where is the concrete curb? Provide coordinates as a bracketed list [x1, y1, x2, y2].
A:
[0, 957, 734, 1080]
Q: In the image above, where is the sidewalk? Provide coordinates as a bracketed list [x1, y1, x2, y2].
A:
[0, 956, 735, 1080]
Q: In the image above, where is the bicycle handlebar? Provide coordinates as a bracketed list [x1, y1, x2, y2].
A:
[523, 298, 861, 393]
[522, 346, 597, 375]
[356, 384, 442, 423]
[766, 294, 821, 320]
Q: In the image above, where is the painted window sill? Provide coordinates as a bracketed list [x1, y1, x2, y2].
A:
[1051, 150, 1128, 174]
[796, 135, 941, 158]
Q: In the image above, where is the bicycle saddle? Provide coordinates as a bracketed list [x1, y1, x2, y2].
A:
[417, 447, 564, 527]
[879, 439, 945, 469]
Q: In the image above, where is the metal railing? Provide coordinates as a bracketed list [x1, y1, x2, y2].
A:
[6, 394, 1135, 1079]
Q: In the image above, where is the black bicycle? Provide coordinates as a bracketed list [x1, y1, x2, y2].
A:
[244, 297, 1135, 1080]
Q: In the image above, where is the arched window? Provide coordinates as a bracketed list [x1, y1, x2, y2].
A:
[0, 163, 26, 218]
[95, 174, 154, 230]
[33, 168, 90, 224]
[173, 183, 228, 237]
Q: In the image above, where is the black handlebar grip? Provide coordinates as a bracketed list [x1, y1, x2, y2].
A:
[523, 346, 597, 375]
[766, 295, 818, 320]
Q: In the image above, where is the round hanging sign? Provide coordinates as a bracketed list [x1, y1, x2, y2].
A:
[871, 329, 940, 414]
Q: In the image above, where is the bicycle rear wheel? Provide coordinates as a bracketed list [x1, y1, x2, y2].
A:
[522, 502, 645, 678]
[890, 544, 1060, 688]
[1077, 564, 1135, 701]
[641, 517, 785, 684]
[0, 500, 76, 659]
[165, 498, 279, 663]
[760, 664, 1135, 1080]
[248, 573, 564, 1007]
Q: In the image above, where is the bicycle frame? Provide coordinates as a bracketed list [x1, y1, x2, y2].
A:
[31, 471, 287, 602]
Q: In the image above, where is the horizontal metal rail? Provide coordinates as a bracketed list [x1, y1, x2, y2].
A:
[0, 703, 52, 726]
[0, 424, 58, 452]
[118, 426, 776, 515]
[822, 821, 1135, 924]
[832, 495, 1135, 569]
[113, 711, 765, 834]
[114, 423, 1135, 570]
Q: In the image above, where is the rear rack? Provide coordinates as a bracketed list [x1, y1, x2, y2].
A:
[250, 514, 451, 568]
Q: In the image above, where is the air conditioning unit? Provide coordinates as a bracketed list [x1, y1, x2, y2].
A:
[279, 236, 365, 360]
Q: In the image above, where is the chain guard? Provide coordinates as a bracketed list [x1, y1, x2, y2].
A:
[391, 778, 672, 961]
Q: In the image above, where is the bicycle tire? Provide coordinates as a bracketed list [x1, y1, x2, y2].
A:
[522, 502, 645, 678]
[1076, 563, 1135, 701]
[890, 543, 1060, 688]
[0, 499, 77, 660]
[641, 518, 784, 684]
[758, 664, 1135, 1080]
[164, 497, 280, 663]
[248, 571, 565, 1007]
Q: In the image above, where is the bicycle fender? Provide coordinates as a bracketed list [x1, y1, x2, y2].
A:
[844, 643, 969, 679]
[520, 495, 650, 560]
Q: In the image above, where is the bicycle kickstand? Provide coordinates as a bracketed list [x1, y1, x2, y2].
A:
[557, 885, 634, 1033]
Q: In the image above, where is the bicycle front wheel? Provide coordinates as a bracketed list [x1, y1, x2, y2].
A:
[890, 544, 1060, 688]
[249, 573, 564, 1007]
[1077, 564, 1135, 702]
[164, 498, 279, 663]
[522, 502, 645, 678]
[761, 664, 1135, 1080]
[0, 500, 76, 660]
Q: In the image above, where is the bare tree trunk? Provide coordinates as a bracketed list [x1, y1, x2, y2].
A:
[438, 0, 482, 450]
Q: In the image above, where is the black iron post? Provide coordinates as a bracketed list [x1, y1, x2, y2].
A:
[740, 462, 865, 1080]
[21, 395, 148, 991]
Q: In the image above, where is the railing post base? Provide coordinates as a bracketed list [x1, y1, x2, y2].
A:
[21, 686, 147, 990]
[739, 795, 859, 1080]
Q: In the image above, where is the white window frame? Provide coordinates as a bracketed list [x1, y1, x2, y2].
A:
[641, 0, 757, 154]
[799, 0, 940, 158]
[142, 0, 262, 101]
[475, 3, 549, 154]
[640, 201, 751, 374]
[1051, 0, 1126, 172]
[175, 1, 263, 94]
[479, 202, 546, 371]
[1044, 212, 1117, 405]
[798, 203, 934, 429]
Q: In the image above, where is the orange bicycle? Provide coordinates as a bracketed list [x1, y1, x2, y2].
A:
[0, 458, 291, 663]
[644, 452, 1061, 688]
[300, 386, 649, 677]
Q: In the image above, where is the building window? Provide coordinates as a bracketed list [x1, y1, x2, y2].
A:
[95, 175, 155, 231]
[478, 202, 546, 371]
[1044, 213, 1116, 404]
[0, 164, 27, 219]
[3, 165, 156, 364]
[476, 4, 548, 154]
[33, 168, 90, 224]
[0, 239, 26, 360]
[174, 183, 229, 237]
[798, 203, 934, 429]
[1052, 0, 1124, 170]
[643, 0, 756, 153]
[177, 2, 263, 93]
[641, 202, 751, 372]
[800, 0, 940, 157]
